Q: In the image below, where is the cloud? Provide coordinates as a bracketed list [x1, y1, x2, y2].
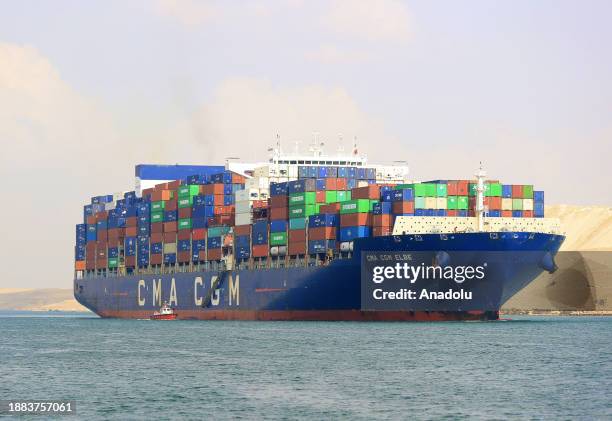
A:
[304, 44, 370, 63]
[172, 78, 402, 164]
[323, 0, 412, 42]
[155, 0, 220, 27]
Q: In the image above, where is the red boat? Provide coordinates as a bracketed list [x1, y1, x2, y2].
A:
[150, 302, 178, 320]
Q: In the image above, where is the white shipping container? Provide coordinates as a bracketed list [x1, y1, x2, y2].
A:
[235, 213, 252, 226]
[501, 198, 513, 210]
[425, 197, 437, 209]
[235, 201, 252, 214]
[436, 198, 447, 210]
[288, 166, 298, 178]
[523, 199, 534, 211]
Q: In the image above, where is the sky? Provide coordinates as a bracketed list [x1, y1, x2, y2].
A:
[0, 0, 610, 288]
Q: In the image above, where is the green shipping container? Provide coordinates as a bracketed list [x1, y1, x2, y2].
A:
[512, 198, 523, 210]
[436, 184, 447, 197]
[108, 257, 118, 268]
[414, 197, 426, 209]
[470, 183, 493, 196]
[178, 196, 194, 208]
[487, 183, 502, 197]
[522, 185, 534, 199]
[289, 218, 307, 230]
[289, 192, 316, 206]
[151, 201, 166, 211]
[325, 191, 337, 203]
[457, 196, 469, 210]
[208, 226, 231, 237]
[340, 199, 375, 214]
[447, 196, 458, 210]
[413, 184, 427, 197]
[393, 183, 414, 190]
[151, 211, 164, 223]
[178, 218, 192, 230]
[336, 191, 351, 202]
[425, 183, 437, 197]
[270, 232, 287, 246]
[289, 205, 316, 218]
[178, 185, 200, 197]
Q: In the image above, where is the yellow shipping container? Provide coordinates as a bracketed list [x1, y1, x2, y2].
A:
[436, 197, 447, 209]
[425, 197, 437, 209]
[501, 198, 513, 210]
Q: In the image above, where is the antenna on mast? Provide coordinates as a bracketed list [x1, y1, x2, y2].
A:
[352, 136, 358, 156]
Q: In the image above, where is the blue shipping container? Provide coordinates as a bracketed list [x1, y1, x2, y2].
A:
[339, 226, 370, 242]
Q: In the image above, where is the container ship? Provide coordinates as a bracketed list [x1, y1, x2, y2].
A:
[74, 142, 565, 321]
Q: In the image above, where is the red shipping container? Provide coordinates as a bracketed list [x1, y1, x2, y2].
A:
[178, 229, 191, 240]
[486, 197, 502, 210]
[167, 180, 181, 189]
[234, 225, 251, 236]
[270, 207, 288, 220]
[253, 200, 267, 209]
[289, 229, 306, 243]
[86, 243, 96, 254]
[142, 187, 154, 197]
[392, 202, 414, 214]
[97, 230, 108, 241]
[372, 214, 392, 227]
[447, 210, 458, 217]
[150, 233, 163, 243]
[151, 222, 163, 234]
[208, 215, 234, 226]
[151, 254, 163, 265]
[523, 210, 533, 218]
[125, 227, 137, 237]
[457, 181, 469, 196]
[469, 197, 476, 209]
[86, 215, 96, 224]
[501, 210, 513, 218]
[178, 207, 192, 219]
[166, 199, 178, 212]
[214, 195, 224, 206]
[512, 185, 523, 198]
[86, 260, 96, 270]
[125, 256, 136, 268]
[351, 185, 380, 200]
[252, 244, 269, 258]
[163, 232, 177, 243]
[95, 211, 108, 222]
[270, 196, 287, 208]
[201, 184, 224, 195]
[196, 250, 207, 262]
[126, 217, 137, 227]
[325, 178, 337, 190]
[340, 213, 371, 227]
[178, 251, 191, 263]
[151, 190, 173, 202]
[207, 248, 222, 260]
[95, 259, 107, 269]
[163, 222, 177, 233]
[288, 242, 307, 255]
[335, 178, 347, 190]
[192, 228, 206, 240]
[319, 203, 340, 214]
[373, 226, 393, 237]
[308, 227, 336, 240]
[316, 191, 326, 203]
[232, 173, 246, 184]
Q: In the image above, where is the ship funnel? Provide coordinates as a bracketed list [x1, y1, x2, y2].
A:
[539, 252, 558, 274]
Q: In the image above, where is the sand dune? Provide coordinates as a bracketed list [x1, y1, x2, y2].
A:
[0, 288, 88, 312]
[548, 205, 612, 251]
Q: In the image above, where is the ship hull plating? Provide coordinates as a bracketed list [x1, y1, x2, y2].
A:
[74, 232, 564, 321]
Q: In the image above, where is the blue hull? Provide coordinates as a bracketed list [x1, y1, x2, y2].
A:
[74, 232, 564, 321]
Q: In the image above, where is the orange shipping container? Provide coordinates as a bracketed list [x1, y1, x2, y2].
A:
[288, 242, 307, 255]
[252, 244, 269, 258]
[351, 185, 380, 200]
[340, 213, 371, 227]
[373, 226, 393, 237]
[372, 214, 393, 227]
[192, 228, 207, 240]
[207, 248, 222, 260]
[289, 229, 306, 242]
[335, 178, 347, 190]
[75, 261, 86, 270]
[316, 191, 326, 203]
[86, 215, 96, 224]
[392, 202, 414, 214]
[163, 222, 177, 233]
[151, 189, 173, 202]
[308, 227, 336, 240]
[325, 178, 337, 190]
[201, 184, 224, 195]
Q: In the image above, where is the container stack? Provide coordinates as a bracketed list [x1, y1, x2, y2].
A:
[76, 170, 546, 273]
